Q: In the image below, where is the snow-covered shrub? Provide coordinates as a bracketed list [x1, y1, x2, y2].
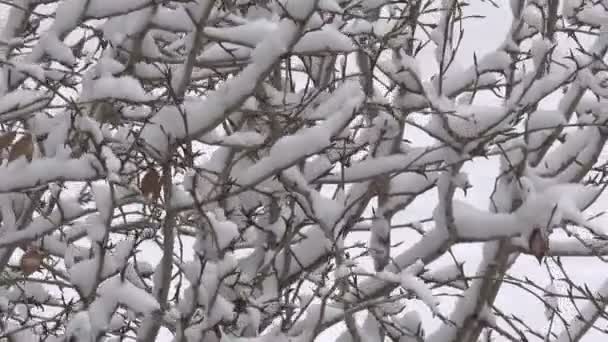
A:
[0, 0, 608, 341]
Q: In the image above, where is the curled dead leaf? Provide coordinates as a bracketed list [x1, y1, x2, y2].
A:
[8, 133, 33, 162]
[94, 102, 120, 125]
[141, 168, 161, 202]
[0, 132, 16, 150]
[529, 228, 548, 265]
[20, 247, 43, 276]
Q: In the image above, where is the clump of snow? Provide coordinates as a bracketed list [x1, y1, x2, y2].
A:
[280, 0, 316, 20]
[400, 260, 439, 315]
[531, 37, 552, 69]
[207, 211, 239, 251]
[544, 282, 559, 319]
[294, 26, 355, 54]
[82, 75, 154, 102]
[65, 311, 93, 342]
[522, 4, 543, 31]
[92, 182, 113, 223]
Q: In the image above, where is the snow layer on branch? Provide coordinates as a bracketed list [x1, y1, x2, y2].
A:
[94, 52, 126, 78]
[319, 146, 447, 183]
[86, 275, 158, 333]
[359, 313, 382, 342]
[549, 235, 608, 256]
[400, 261, 439, 314]
[0, 89, 52, 121]
[234, 81, 363, 187]
[293, 26, 355, 54]
[68, 241, 148, 298]
[293, 168, 344, 230]
[37, 33, 76, 65]
[319, 0, 343, 12]
[210, 131, 266, 147]
[342, 19, 374, 35]
[151, 6, 194, 32]
[69, 258, 101, 297]
[104, 7, 154, 47]
[140, 16, 307, 158]
[272, 225, 331, 279]
[426, 104, 511, 141]
[522, 4, 543, 31]
[531, 37, 552, 70]
[526, 109, 565, 149]
[556, 277, 608, 341]
[510, 36, 608, 107]
[538, 127, 603, 180]
[196, 43, 252, 64]
[442, 51, 511, 96]
[280, 0, 317, 20]
[204, 20, 277, 47]
[393, 311, 424, 341]
[65, 312, 93, 342]
[425, 263, 464, 288]
[0, 155, 99, 192]
[544, 282, 558, 320]
[0, 193, 84, 247]
[207, 212, 239, 251]
[384, 54, 422, 92]
[53, 0, 88, 34]
[98, 275, 160, 315]
[82, 214, 107, 243]
[427, 255, 499, 342]
[92, 182, 112, 222]
[569, 3, 608, 26]
[452, 201, 520, 240]
[87, 0, 152, 18]
[220, 333, 289, 342]
[508, 178, 603, 246]
[82, 75, 154, 102]
[381, 171, 439, 213]
[348, 228, 450, 302]
[391, 172, 440, 195]
[562, 0, 583, 19]
[13, 62, 45, 82]
[8, 282, 53, 304]
[304, 80, 362, 120]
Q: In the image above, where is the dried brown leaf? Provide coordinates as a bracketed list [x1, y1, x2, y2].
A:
[141, 168, 161, 201]
[0, 132, 16, 150]
[8, 133, 33, 162]
[529, 228, 548, 264]
[20, 248, 43, 276]
[94, 102, 120, 125]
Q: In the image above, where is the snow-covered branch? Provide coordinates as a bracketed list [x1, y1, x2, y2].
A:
[1, 0, 608, 341]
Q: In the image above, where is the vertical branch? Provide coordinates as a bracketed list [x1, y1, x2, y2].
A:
[0, 0, 35, 275]
[435, 0, 456, 96]
[173, 0, 216, 99]
[0, 0, 33, 95]
[137, 163, 176, 342]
